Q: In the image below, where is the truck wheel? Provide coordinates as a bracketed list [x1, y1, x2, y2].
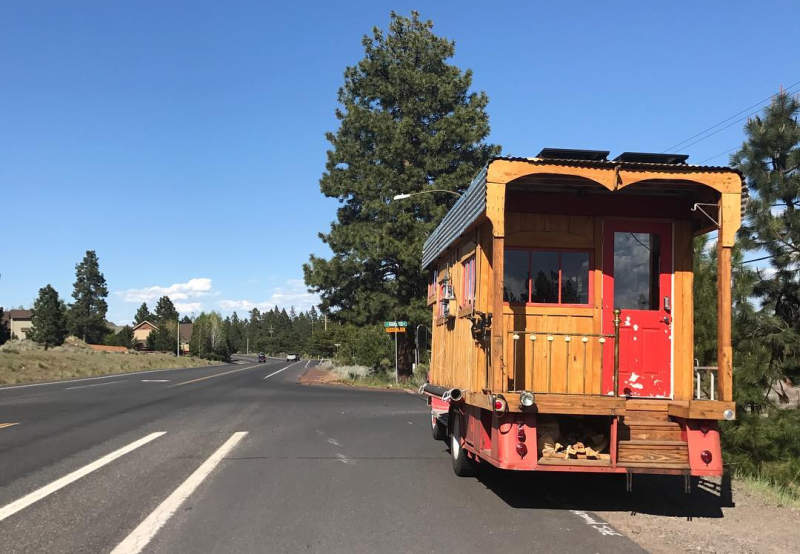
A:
[450, 413, 475, 477]
[431, 412, 447, 441]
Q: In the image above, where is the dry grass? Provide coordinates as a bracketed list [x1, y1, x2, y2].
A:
[0, 342, 214, 386]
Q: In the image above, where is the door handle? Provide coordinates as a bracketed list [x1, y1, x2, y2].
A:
[661, 316, 671, 324]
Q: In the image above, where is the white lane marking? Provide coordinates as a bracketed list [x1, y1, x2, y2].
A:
[0, 363, 229, 391]
[263, 360, 302, 380]
[304, 359, 310, 369]
[569, 510, 622, 536]
[0, 432, 165, 522]
[110, 431, 248, 554]
[141, 379, 170, 383]
[65, 380, 126, 391]
[327, 438, 341, 447]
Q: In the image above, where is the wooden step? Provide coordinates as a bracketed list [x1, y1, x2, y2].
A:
[622, 418, 683, 441]
[617, 439, 688, 465]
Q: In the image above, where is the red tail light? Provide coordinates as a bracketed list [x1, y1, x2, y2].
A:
[700, 450, 713, 465]
[516, 443, 528, 457]
[493, 396, 507, 413]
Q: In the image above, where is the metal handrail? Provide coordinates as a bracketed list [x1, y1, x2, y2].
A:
[507, 309, 621, 396]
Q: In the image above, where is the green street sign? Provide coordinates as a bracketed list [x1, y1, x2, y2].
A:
[384, 321, 408, 328]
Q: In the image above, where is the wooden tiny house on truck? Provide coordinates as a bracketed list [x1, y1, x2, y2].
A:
[420, 149, 742, 482]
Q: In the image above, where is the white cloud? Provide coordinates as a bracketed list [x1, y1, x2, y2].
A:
[118, 278, 213, 303]
[174, 302, 204, 313]
[219, 279, 318, 313]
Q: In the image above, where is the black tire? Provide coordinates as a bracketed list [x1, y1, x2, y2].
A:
[431, 411, 447, 441]
[450, 412, 475, 477]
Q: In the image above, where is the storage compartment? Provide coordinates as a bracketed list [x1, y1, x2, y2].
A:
[536, 415, 612, 465]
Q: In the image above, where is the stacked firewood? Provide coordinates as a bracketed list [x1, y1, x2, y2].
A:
[541, 440, 610, 461]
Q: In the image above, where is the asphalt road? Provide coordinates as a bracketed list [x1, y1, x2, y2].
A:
[0, 356, 650, 553]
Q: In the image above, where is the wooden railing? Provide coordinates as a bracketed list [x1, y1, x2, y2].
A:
[507, 309, 621, 396]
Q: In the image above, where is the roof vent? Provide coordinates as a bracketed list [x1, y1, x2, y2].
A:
[613, 152, 689, 164]
[536, 148, 610, 162]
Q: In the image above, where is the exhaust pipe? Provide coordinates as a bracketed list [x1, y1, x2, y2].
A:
[420, 383, 463, 402]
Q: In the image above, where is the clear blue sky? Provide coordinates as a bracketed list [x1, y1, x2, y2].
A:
[1, 1, 796, 324]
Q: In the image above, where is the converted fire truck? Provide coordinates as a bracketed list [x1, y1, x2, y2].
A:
[420, 149, 741, 485]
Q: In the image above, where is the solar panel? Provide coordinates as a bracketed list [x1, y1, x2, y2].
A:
[536, 148, 610, 161]
[613, 152, 689, 164]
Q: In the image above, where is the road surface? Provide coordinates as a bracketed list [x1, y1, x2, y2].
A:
[0, 356, 647, 553]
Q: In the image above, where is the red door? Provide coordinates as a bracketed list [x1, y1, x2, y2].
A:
[603, 221, 673, 398]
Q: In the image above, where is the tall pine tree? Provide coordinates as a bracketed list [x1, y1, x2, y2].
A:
[30, 284, 68, 349]
[134, 302, 152, 324]
[68, 250, 109, 343]
[731, 91, 800, 403]
[154, 296, 178, 323]
[304, 11, 499, 343]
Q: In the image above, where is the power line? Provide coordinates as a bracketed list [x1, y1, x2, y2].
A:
[663, 79, 800, 153]
[699, 146, 738, 164]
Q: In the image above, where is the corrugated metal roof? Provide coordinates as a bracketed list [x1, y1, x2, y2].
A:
[421, 166, 487, 269]
[493, 154, 738, 174]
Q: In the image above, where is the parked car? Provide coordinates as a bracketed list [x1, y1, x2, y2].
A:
[257, 352, 266, 363]
[286, 353, 298, 361]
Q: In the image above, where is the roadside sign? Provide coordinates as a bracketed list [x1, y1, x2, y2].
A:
[384, 321, 408, 328]
[384, 327, 406, 333]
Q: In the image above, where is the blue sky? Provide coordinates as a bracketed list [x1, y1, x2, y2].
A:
[1, 1, 796, 324]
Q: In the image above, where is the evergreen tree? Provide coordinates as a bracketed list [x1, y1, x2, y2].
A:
[303, 11, 499, 360]
[29, 284, 68, 349]
[154, 296, 178, 324]
[134, 303, 152, 324]
[731, 91, 800, 402]
[0, 307, 9, 345]
[68, 250, 109, 343]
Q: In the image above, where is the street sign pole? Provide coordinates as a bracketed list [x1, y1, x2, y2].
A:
[394, 331, 398, 384]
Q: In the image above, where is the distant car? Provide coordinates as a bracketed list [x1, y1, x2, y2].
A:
[257, 353, 266, 363]
[286, 353, 298, 361]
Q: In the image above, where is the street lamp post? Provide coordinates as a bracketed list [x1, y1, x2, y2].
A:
[393, 190, 462, 201]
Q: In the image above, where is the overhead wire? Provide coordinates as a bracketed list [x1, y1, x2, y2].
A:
[662, 79, 800, 153]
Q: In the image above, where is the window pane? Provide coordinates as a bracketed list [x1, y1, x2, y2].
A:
[531, 252, 559, 303]
[561, 252, 589, 304]
[613, 232, 660, 310]
[503, 250, 529, 303]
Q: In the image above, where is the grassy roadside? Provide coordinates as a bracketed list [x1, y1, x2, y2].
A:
[307, 360, 426, 391]
[0, 340, 215, 386]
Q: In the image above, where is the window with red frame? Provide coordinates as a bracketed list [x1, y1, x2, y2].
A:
[461, 256, 475, 308]
[503, 249, 590, 305]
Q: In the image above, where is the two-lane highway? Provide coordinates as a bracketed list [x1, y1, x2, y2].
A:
[0, 357, 645, 553]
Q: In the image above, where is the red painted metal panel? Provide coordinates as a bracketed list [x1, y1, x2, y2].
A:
[603, 220, 673, 397]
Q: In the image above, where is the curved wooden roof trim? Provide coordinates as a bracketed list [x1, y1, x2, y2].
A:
[486, 159, 742, 195]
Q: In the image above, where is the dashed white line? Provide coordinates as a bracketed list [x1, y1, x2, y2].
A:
[65, 380, 126, 391]
[110, 432, 248, 554]
[140, 379, 170, 383]
[0, 432, 166, 522]
[263, 360, 303, 380]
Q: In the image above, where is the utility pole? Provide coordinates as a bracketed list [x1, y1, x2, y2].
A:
[246, 337, 249, 355]
[176, 314, 180, 357]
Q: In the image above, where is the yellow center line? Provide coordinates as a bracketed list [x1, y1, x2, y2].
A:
[0, 422, 20, 430]
[170, 363, 266, 387]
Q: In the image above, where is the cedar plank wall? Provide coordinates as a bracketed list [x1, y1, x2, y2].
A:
[429, 231, 484, 390]
[429, 215, 696, 402]
[504, 213, 602, 394]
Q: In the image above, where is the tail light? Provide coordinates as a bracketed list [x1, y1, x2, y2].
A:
[700, 450, 713, 465]
[493, 395, 507, 414]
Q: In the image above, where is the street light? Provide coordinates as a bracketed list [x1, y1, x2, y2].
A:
[393, 190, 462, 201]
